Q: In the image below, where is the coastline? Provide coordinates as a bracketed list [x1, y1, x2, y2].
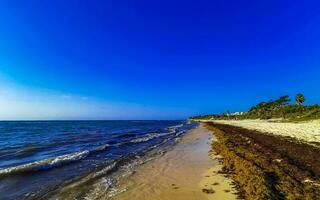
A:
[6, 119, 319, 199]
[0, 121, 195, 200]
[112, 124, 237, 200]
[204, 121, 320, 199]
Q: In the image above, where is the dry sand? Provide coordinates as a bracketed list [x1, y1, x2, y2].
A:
[211, 119, 320, 144]
[112, 124, 236, 200]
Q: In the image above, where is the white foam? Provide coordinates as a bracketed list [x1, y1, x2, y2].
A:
[130, 131, 175, 143]
[0, 150, 90, 176]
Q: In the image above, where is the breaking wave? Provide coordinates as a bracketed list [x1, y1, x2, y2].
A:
[0, 150, 90, 177]
[0, 143, 112, 177]
[0, 124, 186, 178]
[129, 131, 175, 143]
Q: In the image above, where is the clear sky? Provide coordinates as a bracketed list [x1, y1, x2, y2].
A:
[0, 0, 319, 120]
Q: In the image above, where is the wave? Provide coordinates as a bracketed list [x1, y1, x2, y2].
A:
[125, 124, 186, 145]
[94, 144, 110, 152]
[114, 133, 137, 139]
[0, 150, 90, 177]
[0, 144, 50, 160]
[167, 124, 184, 130]
[56, 130, 188, 198]
[0, 125, 185, 178]
[129, 131, 175, 144]
[0, 142, 114, 177]
[175, 130, 185, 136]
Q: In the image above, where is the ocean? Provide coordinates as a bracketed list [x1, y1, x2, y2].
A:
[0, 120, 197, 199]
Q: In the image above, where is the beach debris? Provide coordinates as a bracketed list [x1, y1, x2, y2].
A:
[303, 179, 320, 187]
[171, 184, 179, 189]
[202, 188, 215, 194]
[303, 179, 313, 184]
[274, 159, 282, 163]
[212, 182, 219, 186]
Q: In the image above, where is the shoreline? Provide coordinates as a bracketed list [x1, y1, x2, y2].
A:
[205, 122, 320, 199]
[112, 124, 237, 200]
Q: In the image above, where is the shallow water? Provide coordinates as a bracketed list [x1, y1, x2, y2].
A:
[0, 120, 196, 199]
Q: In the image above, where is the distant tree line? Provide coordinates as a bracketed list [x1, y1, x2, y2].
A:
[190, 93, 320, 121]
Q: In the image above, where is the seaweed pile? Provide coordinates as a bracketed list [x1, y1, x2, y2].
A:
[205, 122, 320, 200]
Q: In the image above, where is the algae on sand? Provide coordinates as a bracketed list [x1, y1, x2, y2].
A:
[205, 122, 320, 200]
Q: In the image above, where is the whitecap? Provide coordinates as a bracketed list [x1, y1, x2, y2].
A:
[0, 150, 90, 176]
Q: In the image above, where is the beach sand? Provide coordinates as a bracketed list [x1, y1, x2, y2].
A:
[112, 124, 237, 200]
[212, 119, 320, 145]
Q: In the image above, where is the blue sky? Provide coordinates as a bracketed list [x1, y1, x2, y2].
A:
[0, 0, 320, 120]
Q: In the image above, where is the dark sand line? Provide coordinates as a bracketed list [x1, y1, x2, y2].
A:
[204, 122, 320, 200]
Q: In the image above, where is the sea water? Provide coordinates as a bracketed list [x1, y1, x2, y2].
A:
[0, 120, 197, 199]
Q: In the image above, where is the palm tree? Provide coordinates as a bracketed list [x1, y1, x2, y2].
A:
[295, 93, 305, 106]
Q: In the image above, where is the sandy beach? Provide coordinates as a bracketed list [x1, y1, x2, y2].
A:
[112, 124, 237, 200]
[211, 119, 320, 145]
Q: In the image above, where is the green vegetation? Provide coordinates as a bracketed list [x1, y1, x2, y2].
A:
[191, 94, 320, 121]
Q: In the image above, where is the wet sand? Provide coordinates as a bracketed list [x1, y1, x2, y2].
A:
[113, 124, 236, 200]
